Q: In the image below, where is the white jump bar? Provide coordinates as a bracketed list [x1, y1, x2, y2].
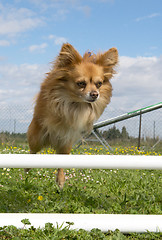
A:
[0, 213, 161, 233]
[0, 154, 162, 169]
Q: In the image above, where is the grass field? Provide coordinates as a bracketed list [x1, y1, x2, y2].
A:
[0, 144, 161, 239]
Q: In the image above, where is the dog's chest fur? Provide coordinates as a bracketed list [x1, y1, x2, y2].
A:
[42, 99, 96, 146]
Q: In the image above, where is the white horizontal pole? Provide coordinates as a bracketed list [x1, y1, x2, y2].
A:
[0, 154, 162, 169]
[0, 214, 161, 233]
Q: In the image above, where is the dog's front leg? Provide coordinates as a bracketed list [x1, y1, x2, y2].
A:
[56, 144, 72, 189]
[56, 168, 65, 190]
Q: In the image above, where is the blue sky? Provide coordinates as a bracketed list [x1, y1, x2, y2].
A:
[1, 0, 162, 62]
[0, 0, 162, 114]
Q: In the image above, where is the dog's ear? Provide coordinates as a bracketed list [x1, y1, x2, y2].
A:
[96, 48, 118, 82]
[56, 43, 82, 68]
[96, 48, 118, 67]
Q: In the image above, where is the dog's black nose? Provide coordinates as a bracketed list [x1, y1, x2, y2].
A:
[90, 91, 99, 100]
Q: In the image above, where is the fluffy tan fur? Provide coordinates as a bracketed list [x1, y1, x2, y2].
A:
[27, 43, 118, 188]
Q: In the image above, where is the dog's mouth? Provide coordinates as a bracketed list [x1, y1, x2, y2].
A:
[86, 98, 97, 103]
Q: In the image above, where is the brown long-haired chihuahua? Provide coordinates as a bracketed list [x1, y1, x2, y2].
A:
[27, 43, 118, 189]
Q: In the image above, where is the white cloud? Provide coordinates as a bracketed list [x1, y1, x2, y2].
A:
[150, 46, 158, 50]
[0, 63, 48, 85]
[0, 63, 49, 105]
[0, 4, 43, 37]
[111, 55, 162, 111]
[48, 35, 67, 45]
[76, 5, 91, 17]
[0, 56, 6, 61]
[0, 40, 10, 46]
[29, 0, 92, 18]
[135, 13, 160, 22]
[29, 43, 48, 52]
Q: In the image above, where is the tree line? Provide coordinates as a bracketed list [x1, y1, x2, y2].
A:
[102, 125, 129, 140]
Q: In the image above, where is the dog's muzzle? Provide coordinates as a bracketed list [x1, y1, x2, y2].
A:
[85, 91, 99, 102]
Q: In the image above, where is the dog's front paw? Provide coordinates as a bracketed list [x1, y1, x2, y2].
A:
[56, 169, 65, 189]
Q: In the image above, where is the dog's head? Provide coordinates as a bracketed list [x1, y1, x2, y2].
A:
[54, 43, 118, 103]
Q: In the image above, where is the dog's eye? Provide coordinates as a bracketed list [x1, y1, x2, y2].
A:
[96, 82, 102, 88]
[77, 81, 86, 88]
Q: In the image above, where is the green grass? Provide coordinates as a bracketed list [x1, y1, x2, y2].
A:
[0, 144, 162, 239]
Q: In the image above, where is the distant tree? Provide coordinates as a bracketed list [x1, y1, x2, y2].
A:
[104, 125, 121, 140]
[121, 126, 129, 139]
